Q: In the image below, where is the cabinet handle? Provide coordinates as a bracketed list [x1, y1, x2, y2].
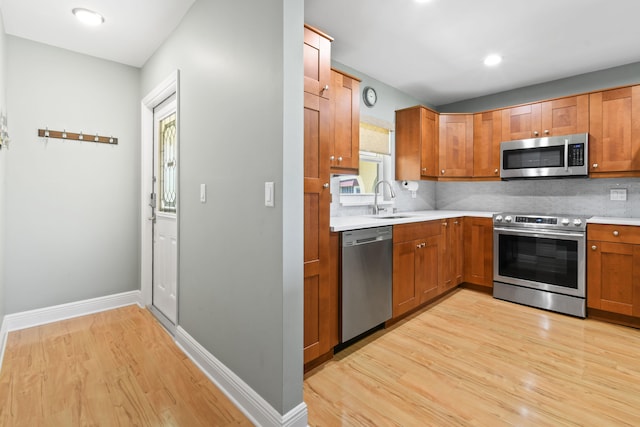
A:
[533, 131, 539, 136]
[329, 155, 335, 161]
[337, 156, 343, 162]
[544, 129, 550, 135]
[591, 245, 597, 251]
[613, 230, 619, 237]
[592, 163, 599, 169]
[321, 85, 329, 93]
[323, 183, 329, 189]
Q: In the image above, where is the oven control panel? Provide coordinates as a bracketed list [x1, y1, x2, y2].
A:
[494, 213, 589, 231]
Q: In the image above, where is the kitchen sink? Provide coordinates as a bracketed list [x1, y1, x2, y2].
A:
[369, 214, 414, 219]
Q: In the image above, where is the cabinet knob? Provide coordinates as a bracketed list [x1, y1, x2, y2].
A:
[544, 129, 550, 135]
[329, 155, 335, 161]
[494, 168, 499, 174]
[337, 156, 343, 162]
[533, 131, 539, 136]
[416, 244, 421, 249]
[422, 168, 427, 172]
[323, 183, 329, 189]
[442, 222, 448, 227]
[441, 169, 445, 175]
[591, 245, 597, 251]
[454, 221, 459, 225]
[613, 230, 619, 237]
[593, 163, 599, 169]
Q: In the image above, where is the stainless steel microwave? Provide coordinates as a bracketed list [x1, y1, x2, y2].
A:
[500, 133, 588, 179]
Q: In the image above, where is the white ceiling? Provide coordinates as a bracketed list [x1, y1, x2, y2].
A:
[305, 0, 640, 106]
[0, 0, 195, 68]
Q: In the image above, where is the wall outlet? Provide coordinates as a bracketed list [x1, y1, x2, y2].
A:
[610, 188, 627, 201]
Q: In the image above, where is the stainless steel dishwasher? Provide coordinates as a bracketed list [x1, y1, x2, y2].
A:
[341, 226, 393, 343]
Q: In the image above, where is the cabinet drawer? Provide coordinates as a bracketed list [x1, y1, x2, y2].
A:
[588, 224, 640, 244]
[394, 220, 442, 243]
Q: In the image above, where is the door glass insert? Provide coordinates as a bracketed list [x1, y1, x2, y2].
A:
[159, 112, 177, 212]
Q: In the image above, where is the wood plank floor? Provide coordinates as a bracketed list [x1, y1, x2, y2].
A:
[0, 305, 252, 426]
[304, 288, 640, 426]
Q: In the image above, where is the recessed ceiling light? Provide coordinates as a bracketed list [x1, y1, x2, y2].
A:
[484, 54, 502, 67]
[72, 8, 105, 26]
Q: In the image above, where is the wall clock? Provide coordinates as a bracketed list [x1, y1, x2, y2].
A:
[363, 86, 377, 107]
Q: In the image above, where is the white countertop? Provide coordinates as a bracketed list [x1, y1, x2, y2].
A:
[588, 217, 640, 226]
[330, 210, 495, 232]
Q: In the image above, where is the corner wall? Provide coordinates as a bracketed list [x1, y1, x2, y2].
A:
[141, 0, 304, 417]
[5, 37, 140, 313]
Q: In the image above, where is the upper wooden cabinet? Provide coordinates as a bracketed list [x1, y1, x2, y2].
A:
[501, 94, 588, 141]
[329, 69, 360, 174]
[304, 25, 332, 99]
[438, 114, 473, 177]
[589, 85, 640, 175]
[473, 111, 502, 178]
[396, 106, 438, 180]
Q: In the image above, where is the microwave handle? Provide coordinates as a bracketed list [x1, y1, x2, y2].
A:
[564, 139, 569, 171]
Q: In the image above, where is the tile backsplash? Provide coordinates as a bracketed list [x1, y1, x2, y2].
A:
[332, 177, 640, 218]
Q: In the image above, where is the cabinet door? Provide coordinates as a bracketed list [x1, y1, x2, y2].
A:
[303, 26, 331, 99]
[303, 92, 332, 364]
[439, 114, 473, 177]
[473, 111, 502, 178]
[587, 241, 640, 316]
[463, 217, 494, 287]
[589, 86, 640, 173]
[396, 106, 438, 180]
[417, 235, 440, 304]
[452, 218, 464, 286]
[501, 103, 541, 141]
[330, 69, 360, 173]
[393, 240, 419, 318]
[540, 94, 589, 137]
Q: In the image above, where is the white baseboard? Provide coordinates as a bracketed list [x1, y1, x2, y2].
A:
[2, 290, 143, 333]
[0, 315, 7, 370]
[175, 326, 308, 427]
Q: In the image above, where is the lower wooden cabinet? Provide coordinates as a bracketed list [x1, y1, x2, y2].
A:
[463, 217, 494, 288]
[440, 217, 464, 292]
[392, 221, 442, 318]
[587, 224, 640, 317]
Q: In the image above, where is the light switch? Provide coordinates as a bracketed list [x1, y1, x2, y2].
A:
[200, 184, 206, 203]
[265, 182, 275, 207]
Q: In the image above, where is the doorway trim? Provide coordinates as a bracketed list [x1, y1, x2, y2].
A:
[141, 70, 180, 326]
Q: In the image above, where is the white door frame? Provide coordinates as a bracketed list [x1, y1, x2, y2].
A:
[141, 70, 180, 320]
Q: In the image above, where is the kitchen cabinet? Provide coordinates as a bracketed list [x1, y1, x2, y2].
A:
[395, 106, 438, 180]
[589, 85, 640, 175]
[501, 94, 588, 141]
[463, 217, 494, 288]
[473, 111, 502, 178]
[304, 25, 332, 99]
[303, 25, 333, 366]
[439, 217, 464, 292]
[587, 224, 640, 317]
[392, 221, 442, 318]
[438, 114, 474, 177]
[329, 68, 360, 174]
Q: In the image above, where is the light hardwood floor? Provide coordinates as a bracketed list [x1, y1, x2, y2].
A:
[0, 305, 252, 426]
[304, 288, 640, 426]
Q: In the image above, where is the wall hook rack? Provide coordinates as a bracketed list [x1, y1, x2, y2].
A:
[38, 128, 118, 145]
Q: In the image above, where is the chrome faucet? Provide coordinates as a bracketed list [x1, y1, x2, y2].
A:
[373, 180, 396, 214]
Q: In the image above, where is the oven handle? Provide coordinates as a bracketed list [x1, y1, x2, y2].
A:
[494, 227, 585, 239]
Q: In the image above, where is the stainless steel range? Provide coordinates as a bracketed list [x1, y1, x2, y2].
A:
[493, 213, 589, 318]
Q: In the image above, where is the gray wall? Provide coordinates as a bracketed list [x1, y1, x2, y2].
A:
[437, 61, 640, 113]
[141, 0, 303, 415]
[5, 37, 140, 313]
[329, 61, 437, 216]
[0, 11, 7, 324]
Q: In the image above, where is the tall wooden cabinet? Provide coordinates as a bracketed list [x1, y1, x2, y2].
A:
[589, 85, 640, 175]
[587, 224, 640, 317]
[329, 68, 360, 174]
[303, 25, 335, 366]
[473, 111, 502, 178]
[438, 115, 474, 177]
[395, 106, 438, 180]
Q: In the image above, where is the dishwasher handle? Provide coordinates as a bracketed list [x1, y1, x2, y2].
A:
[345, 235, 391, 246]
[342, 226, 393, 247]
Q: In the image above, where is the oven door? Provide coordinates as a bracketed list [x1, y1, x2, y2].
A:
[493, 227, 586, 298]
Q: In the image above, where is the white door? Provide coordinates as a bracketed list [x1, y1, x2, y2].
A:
[152, 96, 178, 323]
